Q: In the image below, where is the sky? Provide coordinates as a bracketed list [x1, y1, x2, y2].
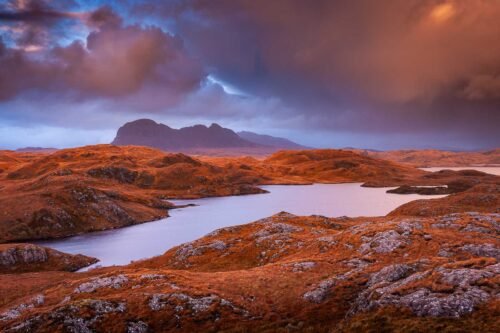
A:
[0, 0, 499, 150]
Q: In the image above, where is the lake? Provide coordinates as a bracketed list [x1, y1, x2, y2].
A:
[37, 183, 446, 268]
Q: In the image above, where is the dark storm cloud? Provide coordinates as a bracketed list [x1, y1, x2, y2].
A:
[0, 5, 205, 104]
[0, 0, 82, 51]
[0, 0, 72, 22]
[1, 0, 499, 149]
[86, 5, 122, 29]
[129, 0, 500, 147]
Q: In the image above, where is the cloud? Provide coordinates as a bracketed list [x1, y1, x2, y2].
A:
[85, 5, 122, 29]
[462, 74, 500, 100]
[0, 0, 81, 50]
[0, 0, 74, 22]
[127, 0, 500, 146]
[1, 0, 499, 149]
[0, 9, 205, 105]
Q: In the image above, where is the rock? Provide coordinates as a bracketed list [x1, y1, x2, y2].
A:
[316, 236, 337, 246]
[432, 214, 461, 229]
[0, 245, 47, 266]
[290, 261, 316, 272]
[86, 299, 126, 314]
[423, 234, 432, 241]
[397, 220, 423, 236]
[175, 240, 228, 262]
[394, 287, 490, 318]
[254, 222, 303, 239]
[460, 243, 500, 260]
[0, 295, 44, 321]
[303, 275, 347, 303]
[74, 275, 129, 293]
[359, 230, 406, 254]
[127, 321, 149, 333]
[149, 293, 249, 317]
[368, 264, 415, 286]
[350, 263, 498, 318]
[345, 258, 371, 269]
[438, 264, 499, 287]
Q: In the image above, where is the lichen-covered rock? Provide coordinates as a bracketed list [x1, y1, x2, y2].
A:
[74, 274, 129, 293]
[460, 243, 500, 260]
[149, 293, 249, 317]
[438, 263, 499, 287]
[359, 230, 406, 254]
[388, 287, 490, 318]
[303, 274, 348, 303]
[175, 240, 228, 262]
[290, 261, 316, 272]
[350, 263, 498, 318]
[368, 264, 415, 286]
[0, 243, 98, 273]
[127, 321, 149, 333]
[254, 222, 303, 239]
[0, 245, 47, 266]
[0, 295, 44, 321]
[397, 220, 423, 236]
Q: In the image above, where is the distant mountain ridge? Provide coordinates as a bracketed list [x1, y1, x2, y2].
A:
[111, 119, 307, 153]
[238, 131, 308, 149]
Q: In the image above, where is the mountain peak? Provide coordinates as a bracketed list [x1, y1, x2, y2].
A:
[111, 119, 308, 153]
[112, 119, 257, 150]
[209, 123, 223, 129]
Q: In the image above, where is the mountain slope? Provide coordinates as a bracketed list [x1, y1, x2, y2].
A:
[237, 131, 307, 149]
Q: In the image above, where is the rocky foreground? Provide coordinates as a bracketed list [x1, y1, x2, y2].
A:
[0, 211, 498, 332]
[0, 243, 97, 274]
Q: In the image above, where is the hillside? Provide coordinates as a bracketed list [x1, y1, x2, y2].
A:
[0, 210, 498, 332]
[353, 149, 500, 167]
[237, 131, 307, 149]
[0, 145, 265, 242]
[1, 146, 497, 243]
[0, 243, 97, 273]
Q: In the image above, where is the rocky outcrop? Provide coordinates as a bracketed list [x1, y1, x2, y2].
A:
[0, 243, 97, 273]
[350, 263, 499, 318]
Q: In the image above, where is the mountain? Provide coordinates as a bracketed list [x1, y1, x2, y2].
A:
[237, 131, 307, 149]
[112, 119, 258, 151]
[111, 119, 308, 154]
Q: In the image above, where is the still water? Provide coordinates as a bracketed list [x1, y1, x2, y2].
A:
[37, 183, 446, 268]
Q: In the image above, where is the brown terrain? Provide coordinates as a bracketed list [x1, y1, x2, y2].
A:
[0, 243, 97, 274]
[353, 148, 500, 167]
[0, 145, 498, 331]
[3, 145, 498, 243]
[1, 145, 498, 243]
[0, 145, 266, 243]
[0, 209, 498, 332]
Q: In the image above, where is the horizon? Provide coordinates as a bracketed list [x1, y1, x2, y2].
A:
[2, 117, 498, 153]
[1, 1, 499, 150]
